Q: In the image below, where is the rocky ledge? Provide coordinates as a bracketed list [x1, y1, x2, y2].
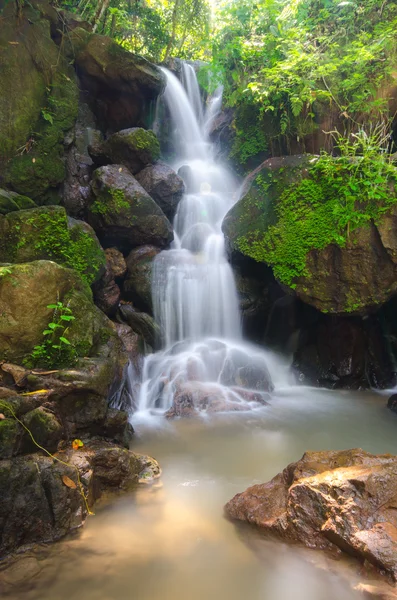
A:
[225, 449, 397, 583]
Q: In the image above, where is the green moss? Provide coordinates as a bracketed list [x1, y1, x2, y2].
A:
[2, 207, 105, 285]
[127, 128, 160, 159]
[91, 188, 130, 216]
[236, 156, 397, 289]
[5, 72, 79, 201]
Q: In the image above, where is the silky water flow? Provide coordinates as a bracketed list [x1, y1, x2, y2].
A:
[136, 67, 289, 418]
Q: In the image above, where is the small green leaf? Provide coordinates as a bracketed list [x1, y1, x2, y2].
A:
[59, 337, 71, 345]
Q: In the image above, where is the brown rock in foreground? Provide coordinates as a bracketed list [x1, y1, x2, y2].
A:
[225, 449, 397, 581]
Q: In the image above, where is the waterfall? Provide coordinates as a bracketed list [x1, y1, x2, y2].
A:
[135, 66, 289, 418]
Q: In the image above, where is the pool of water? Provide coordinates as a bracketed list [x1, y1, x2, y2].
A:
[2, 387, 397, 600]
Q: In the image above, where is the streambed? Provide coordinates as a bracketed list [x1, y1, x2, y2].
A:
[2, 388, 396, 600]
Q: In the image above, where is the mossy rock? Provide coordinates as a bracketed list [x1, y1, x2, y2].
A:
[0, 260, 95, 363]
[21, 407, 62, 453]
[0, 189, 37, 215]
[0, 418, 20, 459]
[0, 205, 105, 285]
[101, 128, 161, 175]
[88, 165, 173, 251]
[223, 155, 397, 315]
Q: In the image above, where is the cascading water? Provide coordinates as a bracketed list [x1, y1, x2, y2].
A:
[136, 66, 290, 418]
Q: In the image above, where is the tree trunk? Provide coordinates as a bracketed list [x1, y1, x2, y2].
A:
[163, 0, 181, 61]
[92, 0, 110, 32]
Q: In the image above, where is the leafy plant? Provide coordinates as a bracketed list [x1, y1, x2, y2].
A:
[24, 301, 78, 369]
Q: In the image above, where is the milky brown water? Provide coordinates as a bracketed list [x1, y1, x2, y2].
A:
[2, 387, 397, 600]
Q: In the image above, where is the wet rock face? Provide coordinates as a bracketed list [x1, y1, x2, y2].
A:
[293, 314, 393, 389]
[74, 34, 165, 132]
[88, 165, 173, 252]
[123, 245, 161, 313]
[225, 449, 397, 581]
[135, 162, 185, 220]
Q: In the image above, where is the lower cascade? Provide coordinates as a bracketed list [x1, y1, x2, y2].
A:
[136, 66, 289, 418]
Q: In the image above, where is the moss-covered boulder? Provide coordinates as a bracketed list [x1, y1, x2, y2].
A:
[100, 128, 161, 175]
[223, 155, 397, 315]
[0, 260, 102, 362]
[0, 2, 79, 201]
[0, 419, 20, 459]
[21, 407, 62, 453]
[0, 190, 37, 215]
[88, 165, 173, 251]
[0, 206, 105, 285]
[74, 34, 165, 132]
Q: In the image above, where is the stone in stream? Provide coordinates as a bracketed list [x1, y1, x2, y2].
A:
[225, 448, 397, 582]
[123, 245, 162, 313]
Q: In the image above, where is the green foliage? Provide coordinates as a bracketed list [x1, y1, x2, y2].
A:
[91, 188, 130, 216]
[24, 302, 78, 369]
[61, 0, 211, 61]
[237, 129, 397, 286]
[209, 0, 397, 164]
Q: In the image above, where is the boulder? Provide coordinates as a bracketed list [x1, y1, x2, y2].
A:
[99, 128, 161, 175]
[0, 442, 158, 556]
[135, 161, 185, 220]
[0, 189, 36, 215]
[0, 260, 113, 365]
[123, 245, 161, 313]
[93, 264, 121, 316]
[387, 394, 397, 414]
[21, 407, 62, 454]
[105, 247, 127, 279]
[0, 205, 106, 285]
[118, 303, 160, 348]
[225, 449, 397, 581]
[74, 34, 165, 132]
[88, 165, 173, 252]
[223, 155, 397, 315]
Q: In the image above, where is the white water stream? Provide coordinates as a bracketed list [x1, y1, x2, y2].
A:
[136, 67, 290, 419]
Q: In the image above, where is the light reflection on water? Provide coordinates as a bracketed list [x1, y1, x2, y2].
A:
[2, 388, 397, 600]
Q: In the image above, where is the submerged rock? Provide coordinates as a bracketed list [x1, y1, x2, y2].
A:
[225, 448, 397, 581]
[88, 165, 173, 252]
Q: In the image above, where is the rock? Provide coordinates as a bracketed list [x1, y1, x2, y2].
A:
[1, 363, 28, 387]
[88, 165, 173, 252]
[123, 245, 161, 312]
[102, 408, 133, 447]
[100, 128, 161, 175]
[223, 155, 397, 315]
[89, 445, 140, 488]
[0, 189, 36, 215]
[218, 348, 274, 392]
[62, 104, 100, 217]
[135, 453, 161, 483]
[93, 264, 121, 316]
[0, 453, 86, 556]
[0, 206, 105, 285]
[0, 440, 152, 556]
[21, 407, 63, 454]
[118, 303, 160, 348]
[0, 260, 115, 365]
[105, 247, 127, 279]
[293, 314, 393, 389]
[74, 34, 165, 132]
[135, 161, 185, 220]
[387, 394, 397, 414]
[225, 449, 397, 581]
[0, 419, 20, 459]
